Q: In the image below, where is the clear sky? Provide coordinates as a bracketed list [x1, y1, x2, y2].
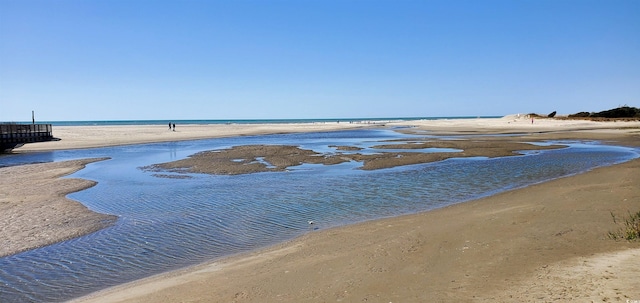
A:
[1, 0, 638, 121]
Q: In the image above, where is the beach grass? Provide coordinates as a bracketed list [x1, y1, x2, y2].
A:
[609, 210, 640, 241]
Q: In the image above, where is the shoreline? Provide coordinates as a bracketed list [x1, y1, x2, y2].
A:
[1, 118, 639, 301]
[12, 121, 377, 152]
[0, 158, 117, 258]
[72, 157, 640, 302]
[12, 116, 640, 152]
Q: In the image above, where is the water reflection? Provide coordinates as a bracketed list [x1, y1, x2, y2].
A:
[0, 129, 637, 302]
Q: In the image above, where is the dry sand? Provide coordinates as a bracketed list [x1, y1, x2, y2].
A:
[388, 114, 640, 135]
[3, 117, 640, 302]
[12, 115, 638, 152]
[13, 121, 377, 152]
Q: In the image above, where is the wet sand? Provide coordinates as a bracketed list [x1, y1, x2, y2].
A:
[0, 158, 117, 257]
[143, 140, 566, 175]
[73, 156, 640, 303]
[3, 117, 640, 301]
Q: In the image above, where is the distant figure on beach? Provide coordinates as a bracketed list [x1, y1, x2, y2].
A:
[172, 123, 176, 131]
[169, 122, 172, 130]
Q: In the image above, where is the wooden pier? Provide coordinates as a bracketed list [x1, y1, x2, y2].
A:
[1, 123, 57, 152]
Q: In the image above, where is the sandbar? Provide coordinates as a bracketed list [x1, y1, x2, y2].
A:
[0, 158, 117, 257]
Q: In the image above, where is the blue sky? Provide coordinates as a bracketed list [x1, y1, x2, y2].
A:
[1, 0, 638, 121]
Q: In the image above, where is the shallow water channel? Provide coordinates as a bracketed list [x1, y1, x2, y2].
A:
[0, 129, 638, 302]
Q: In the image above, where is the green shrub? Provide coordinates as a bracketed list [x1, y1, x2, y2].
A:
[608, 210, 640, 241]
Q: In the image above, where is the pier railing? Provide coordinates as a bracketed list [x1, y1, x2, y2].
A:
[1, 123, 55, 151]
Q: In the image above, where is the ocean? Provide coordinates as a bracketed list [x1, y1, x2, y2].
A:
[12, 116, 500, 127]
[0, 128, 637, 302]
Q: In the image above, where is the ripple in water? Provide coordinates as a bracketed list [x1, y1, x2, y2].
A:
[0, 130, 637, 302]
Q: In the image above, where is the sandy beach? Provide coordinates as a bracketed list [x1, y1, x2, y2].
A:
[3, 117, 640, 302]
[11, 116, 640, 152]
[13, 121, 377, 152]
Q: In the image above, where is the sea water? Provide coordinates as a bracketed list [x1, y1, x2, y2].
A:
[13, 116, 499, 127]
[0, 129, 638, 302]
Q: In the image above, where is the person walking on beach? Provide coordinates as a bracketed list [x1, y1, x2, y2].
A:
[172, 123, 176, 131]
[169, 122, 172, 130]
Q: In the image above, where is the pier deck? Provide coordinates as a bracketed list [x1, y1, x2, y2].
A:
[1, 124, 56, 152]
